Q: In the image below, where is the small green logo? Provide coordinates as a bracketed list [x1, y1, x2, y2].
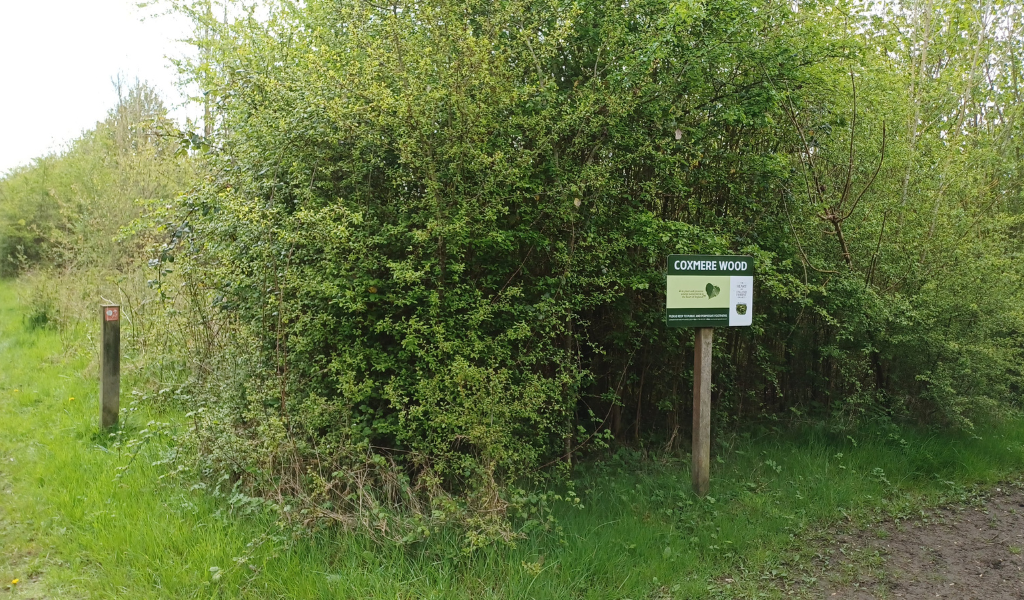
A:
[706, 283, 721, 299]
[735, 303, 747, 315]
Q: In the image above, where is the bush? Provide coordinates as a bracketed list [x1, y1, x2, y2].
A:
[162, 0, 850, 534]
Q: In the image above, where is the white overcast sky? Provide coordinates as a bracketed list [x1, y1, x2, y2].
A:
[0, 0, 198, 175]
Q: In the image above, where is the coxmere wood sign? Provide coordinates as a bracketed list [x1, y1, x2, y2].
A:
[666, 254, 754, 328]
[666, 254, 754, 496]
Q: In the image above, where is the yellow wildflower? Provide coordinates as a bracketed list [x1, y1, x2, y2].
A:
[69, 397, 75, 401]
[11, 579, 19, 585]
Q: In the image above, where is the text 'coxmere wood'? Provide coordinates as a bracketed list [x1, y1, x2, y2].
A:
[672, 260, 749, 272]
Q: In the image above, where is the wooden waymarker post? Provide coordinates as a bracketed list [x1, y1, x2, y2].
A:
[666, 255, 754, 496]
[100, 305, 120, 428]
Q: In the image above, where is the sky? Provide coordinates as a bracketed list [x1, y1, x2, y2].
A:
[0, 0, 197, 175]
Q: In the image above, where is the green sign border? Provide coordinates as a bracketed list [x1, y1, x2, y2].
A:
[666, 254, 754, 328]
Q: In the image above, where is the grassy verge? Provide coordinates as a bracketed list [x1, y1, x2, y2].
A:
[2, 277, 1024, 599]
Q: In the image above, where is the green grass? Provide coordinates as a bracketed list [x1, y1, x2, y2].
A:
[2, 277, 1024, 598]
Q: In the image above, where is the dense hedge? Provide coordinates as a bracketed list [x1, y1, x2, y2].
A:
[166, 0, 829, 505]
[161, 0, 1024, 522]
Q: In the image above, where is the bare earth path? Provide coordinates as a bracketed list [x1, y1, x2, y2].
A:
[820, 487, 1024, 599]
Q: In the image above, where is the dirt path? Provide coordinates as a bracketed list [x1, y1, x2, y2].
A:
[819, 487, 1024, 599]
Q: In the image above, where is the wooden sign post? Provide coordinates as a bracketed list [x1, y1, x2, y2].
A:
[667, 255, 753, 496]
[692, 327, 713, 496]
[100, 305, 120, 428]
